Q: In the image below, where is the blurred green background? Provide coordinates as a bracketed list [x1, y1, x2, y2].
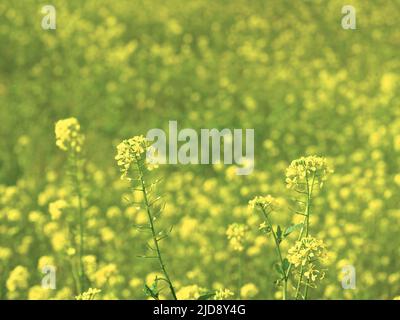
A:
[0, 0, 399, 299]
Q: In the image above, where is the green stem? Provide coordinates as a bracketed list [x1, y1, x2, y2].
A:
[71, 258, 81, 294]
[294, 173, 316, 299]
[260, 207, 287, 300]
[287, 173, 316, 299]
[136, 160, 177, 300]
[304, 277, 310, 300]
[295, 264, 304, 299]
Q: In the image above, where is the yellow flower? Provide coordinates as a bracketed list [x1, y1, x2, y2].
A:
[66, 247, 76, 256]
[6, 266, 29, 292]
[0, 247, 12, 260]
[115, 135, 157, 180]
[54, 287, 73, 299]
[83, 255, 97, 276]
[226, 223, 248, 252]
[93, 264, 117, 287]
[51, 231, 68, 252]
[240, 283, 259, 299]
[248, 195, 278, 211]
[287, 236, 328, 268]
[28, 285, 51, 300]
[37, 256, 55, 271]
[258, 221, 267, 230]
[75, 288, 101, 300]
[55, 118, 84, 153]
[288, 236, 328, 284]
[214, 288, 234, 300]
[48, 200, 68, 220]
[286, 156, 332, 190]
[176, 284, 205, 300]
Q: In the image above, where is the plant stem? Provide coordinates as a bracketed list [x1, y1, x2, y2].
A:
[261, 207, 287, 300]
[71, 259, 81, 294]
[289, 173, 316, 299]
[293, 173, 316, 299]
[136, 161, 177, 300]
[295, 265, 304, 299]
[304, 277, 310, 299]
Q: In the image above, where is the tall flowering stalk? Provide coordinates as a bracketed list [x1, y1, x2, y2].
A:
[249, 195, 288, 299]
[55, 117, 86, 293]
[285, 156, 332, 299]
[249, 156, 332, 300]
[115, 136, 177, 300]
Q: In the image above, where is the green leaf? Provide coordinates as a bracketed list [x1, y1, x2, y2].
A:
[283, 223, 303, 238]
[143, 279, 160, 300]
[282, 258, 289, 274]
[274, 262, 283, 275]
[197, 292, 215, 300]
[143, 284, 159, 300]
[276, 225, 282, 243]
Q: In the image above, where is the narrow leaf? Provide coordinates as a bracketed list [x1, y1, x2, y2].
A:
[283, 223, 304, 237]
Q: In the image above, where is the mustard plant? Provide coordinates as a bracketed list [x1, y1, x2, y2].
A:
[75, 288, 101, 300]
[249, 156, 332, 300]
[55, 117, 87, 293]
[115, 135, 177, 300]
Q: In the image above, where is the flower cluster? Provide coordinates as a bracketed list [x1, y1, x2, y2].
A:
[176, 284, 206, 300]
[248, 195, 278, 211]
[287, 236, 328, 282]
[214, 288, 234, 300]
[75, 288, 101, 300]
[48, 200, 68, 220]
[55, 118, 85, 153]
[240, 283, 259, 299]
[226, 223, 248, 252]
[288, 236, 328, 267]
[285, 156, 332, 190]
[6, 266, 29, 293]
[115, 135, 158, 180]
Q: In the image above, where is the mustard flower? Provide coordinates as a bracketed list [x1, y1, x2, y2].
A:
[248, 195, 278, 211]
[115, 135, 157, 180]
[28, 285, 51, 300]
[0, 247, 12, 260]
[286, 156, 332, 190]
[287, 236, 328, 268]
[226, 223, 248, 252]
[37, 256, 55, 271]
[240, 283, 259, 299]
[75, 288, 101, 300]
[55, 118, 85, 153]
[48, 199, 68, 220]
[303, 265, 326, 283]
[6, 266, 29, 292]
[214, 288, 234, 300]
[176, 284, 205, 300]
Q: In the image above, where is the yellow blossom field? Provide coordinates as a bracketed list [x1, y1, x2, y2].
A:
[0, 0, 399, 300]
